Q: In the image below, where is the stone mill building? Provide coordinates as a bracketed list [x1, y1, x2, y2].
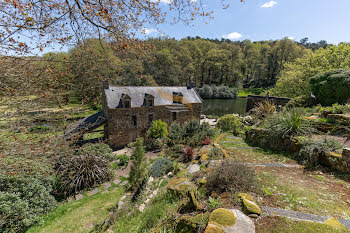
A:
[102, 84, 202, 148]
[65, 82, 203, 148]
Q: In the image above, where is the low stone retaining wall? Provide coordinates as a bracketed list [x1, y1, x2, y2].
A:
[246, 95, 291, 112]
[245, 128, 301, 154]
[245, 128, 350, 173]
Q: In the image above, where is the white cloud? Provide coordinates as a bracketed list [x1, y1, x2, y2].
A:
[141, 28, 157, 35]
[261, 1, 277, 8]
[288, 36, 294, 40]
[222, 32, 242, 40]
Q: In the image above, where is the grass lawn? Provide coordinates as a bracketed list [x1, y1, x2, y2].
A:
[27, 188, 124, 233]
[111, 190, 181, 233]
[237, 88, 267, 97]
[218, 133, 350, 220]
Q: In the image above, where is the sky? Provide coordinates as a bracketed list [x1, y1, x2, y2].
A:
[138, 0, 350, 44]
[12, 0, 350, 55]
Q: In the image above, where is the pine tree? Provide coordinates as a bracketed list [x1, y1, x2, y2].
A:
[128, 138, 147, 191]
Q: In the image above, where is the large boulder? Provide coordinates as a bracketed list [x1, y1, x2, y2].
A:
[204, 208, 255, 233]
[187, 164, 200, 174]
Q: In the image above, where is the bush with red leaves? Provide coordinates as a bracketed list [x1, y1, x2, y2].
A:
[183, 146, 194, 162]
[201, 137, 211, 145]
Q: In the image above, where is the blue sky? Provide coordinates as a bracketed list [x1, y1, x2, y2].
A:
[139, 0, 350, 44]
[17, 0, 349, 55]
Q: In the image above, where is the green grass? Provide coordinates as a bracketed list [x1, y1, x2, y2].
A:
[111, 190, 180, 233]
[27, 188, 124, 233]
[238, 88, 267, 97]
[258, 171, 350, 219]
[256, 216, 350, 233]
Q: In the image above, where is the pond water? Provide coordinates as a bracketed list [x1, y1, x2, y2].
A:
[202, 98, 247, 117]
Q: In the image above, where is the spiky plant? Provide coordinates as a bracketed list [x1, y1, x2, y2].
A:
[264, 110, 313, 139]
[255, 100, 276, 119]
[55, 154, 112, 196]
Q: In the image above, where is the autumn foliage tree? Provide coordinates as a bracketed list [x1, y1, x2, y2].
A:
[0, 0, 227, 54]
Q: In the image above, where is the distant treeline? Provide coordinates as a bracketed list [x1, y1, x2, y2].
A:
[1, 37, 337, 105]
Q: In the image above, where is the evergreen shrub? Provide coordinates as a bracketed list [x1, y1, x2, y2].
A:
[149, 158, 173, 177]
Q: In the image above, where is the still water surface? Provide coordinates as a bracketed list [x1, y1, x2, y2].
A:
[202, 98, 247, 116]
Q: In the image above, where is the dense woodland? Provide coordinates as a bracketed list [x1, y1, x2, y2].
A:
[3, 37, 346, 106]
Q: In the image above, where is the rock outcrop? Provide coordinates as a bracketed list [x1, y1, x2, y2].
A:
[204, 208, 255, 233]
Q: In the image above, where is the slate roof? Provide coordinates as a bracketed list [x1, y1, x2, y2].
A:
[64, 110, 107, 139]
[104, 86, 202, 109]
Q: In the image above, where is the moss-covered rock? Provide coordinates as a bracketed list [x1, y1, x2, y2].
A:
[237, 193, 254, 202]
[328, 151, 342, 158]
[176, 212, 210, 233]
[237, 192, 262, 216]
[188, 189, 204, 210]
[204, 223, 226, 233]
[168, 177, 203, 211]
[324, 217, 347, 230]
[201, 153, 209, 162]
[209, 208, 236, 227]
[199, 177, 207, 185]
[242, 199, 262, 215]
[204, 208, 256, 233]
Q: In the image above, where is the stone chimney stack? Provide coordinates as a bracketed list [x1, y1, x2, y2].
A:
[187, 79, 195, 89]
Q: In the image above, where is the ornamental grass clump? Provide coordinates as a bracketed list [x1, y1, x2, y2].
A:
[55, 154, 112, 196]
[255, 100, 276, 119]
[206, 160, 257, 195]
[264, 110, 313, 140]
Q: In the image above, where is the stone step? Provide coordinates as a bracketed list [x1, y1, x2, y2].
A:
[246, 163, 302, 168]
[263, 206, 350, 229]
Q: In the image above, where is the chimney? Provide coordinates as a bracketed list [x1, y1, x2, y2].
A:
[187, 80, 195, 89]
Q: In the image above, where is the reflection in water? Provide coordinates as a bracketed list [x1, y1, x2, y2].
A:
[202, 98, 247, 117]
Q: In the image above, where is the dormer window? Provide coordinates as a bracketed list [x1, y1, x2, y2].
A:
[144, 93, 155, 107]
[120, 93, 131, 108]
[173, 92, 183, 104]
[124, 100, 130, 108]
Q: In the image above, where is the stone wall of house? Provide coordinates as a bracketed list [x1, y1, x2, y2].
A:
[246, 95, 291, 112]
[246, 128, 350, 173]
[106, 103, 201, 148]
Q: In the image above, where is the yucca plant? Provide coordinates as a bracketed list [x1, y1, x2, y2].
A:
[264, 110, 313, 139]
[55, 154, 112, 196]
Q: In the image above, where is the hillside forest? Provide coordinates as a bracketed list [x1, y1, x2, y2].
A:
[3, 37, 348, 106]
